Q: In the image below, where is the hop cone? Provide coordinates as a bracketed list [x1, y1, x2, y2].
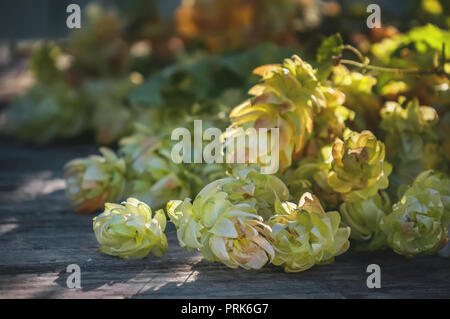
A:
[340, 192, 390, 251]
[167, 168, 289, 269]
[380, 98, 440, 182]
[381, 170, 450, 257]
[65, 147, 126, 213]
[227, 55, 327, 172]
[268, 192, 350, 272]
[93, 198, 167, 259]
[119, 124, 191, 209]
[321, 129, 392, 202]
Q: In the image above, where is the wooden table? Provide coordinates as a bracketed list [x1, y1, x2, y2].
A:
[0, 141, 449, 298]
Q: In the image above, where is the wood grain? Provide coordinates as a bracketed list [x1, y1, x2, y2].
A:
[0, 141, 449, 299]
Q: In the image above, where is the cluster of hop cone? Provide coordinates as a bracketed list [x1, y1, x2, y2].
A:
[65, 52, 450, 272]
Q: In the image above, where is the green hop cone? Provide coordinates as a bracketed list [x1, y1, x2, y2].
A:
[65, 147, 126, 213]
[380, 98, 440, 182]
[322, 129, 392, 202]
[340, 192, 391, 251]
[268, 192, 350, 272]
[381, 170, 450, 257]
[227, 55, 327, 172]
[93, 198, 167, 259]
[167, 168, 289, 270]
[119, 124, 189, 208]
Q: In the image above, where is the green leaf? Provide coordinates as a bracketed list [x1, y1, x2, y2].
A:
[316, 34, 343, 81]
[316, 34, 343, 63]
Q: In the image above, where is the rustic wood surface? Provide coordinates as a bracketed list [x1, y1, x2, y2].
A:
[0, 140, 449, 299]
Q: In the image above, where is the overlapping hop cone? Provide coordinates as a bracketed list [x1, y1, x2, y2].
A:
[226, 55, 332, 173]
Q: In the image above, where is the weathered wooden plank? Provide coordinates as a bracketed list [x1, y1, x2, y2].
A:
[0, 141, 449, 299]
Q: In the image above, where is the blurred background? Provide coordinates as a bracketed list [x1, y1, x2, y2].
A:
[0, 0, 449, 143]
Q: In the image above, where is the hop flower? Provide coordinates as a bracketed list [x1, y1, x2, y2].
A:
[226, 55, 327, 172]
[226, 55, 353, 173]
[93, 198, 167, 259]
[119, 124, 197, 208]
[167, 168, 289, 269]
[381, 170, 450, 257]
[339, 193, 390, 250]
[380, 98, 440, 182]
[331, 64, 381, 130]
[268, 192, 350, 272]
[320, 129, 392, 202]
[65, 147, 126, 213]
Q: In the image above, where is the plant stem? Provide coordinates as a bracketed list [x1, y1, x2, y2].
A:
[339, 59, 449, 77]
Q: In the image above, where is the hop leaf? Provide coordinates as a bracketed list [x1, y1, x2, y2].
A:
[65, 147, 126, 213]
[93, 198, 167, 259]
[316, 33, 343, 80]
[268, 192, 350, 272]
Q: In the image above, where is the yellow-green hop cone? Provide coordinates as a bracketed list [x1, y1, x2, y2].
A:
[65, 147, 126, 214]
[167, 168, 287, 269]
[340, 193, 390, 251]
[167, 198, 274, 270]
[381, 170, 450, 257]
[325, 129, 392, 202]
[380, 98, 440, 182]
[268, 192, 350, 272]
[119, 125, 191, 208]
[227, 55, 327, 172]
[93, 198, 168, 259]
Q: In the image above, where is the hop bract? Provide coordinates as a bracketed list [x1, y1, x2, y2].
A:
[167, 168, 288, 270]
[93, 198, 167, 259]
[323, 129, 392, 202]
[340, 193, 390, 251]
[268, 192, 350, 272]
[381, 170, 450, 257]
[65, 147, 126, 213]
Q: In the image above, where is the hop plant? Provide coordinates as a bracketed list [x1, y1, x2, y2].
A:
[339, 192, 391, 251]
[381, 170, 450, 257]
[167, 168, 289, 269]
[65, 148, 126, 213]
[93, 198, 167, 259]
[306, 87, 354, 157]
[268, 192, 350, 272]
[227, 55, 352, 172]
[318, 129, 392, 203]
[380, 98, 441, 182]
